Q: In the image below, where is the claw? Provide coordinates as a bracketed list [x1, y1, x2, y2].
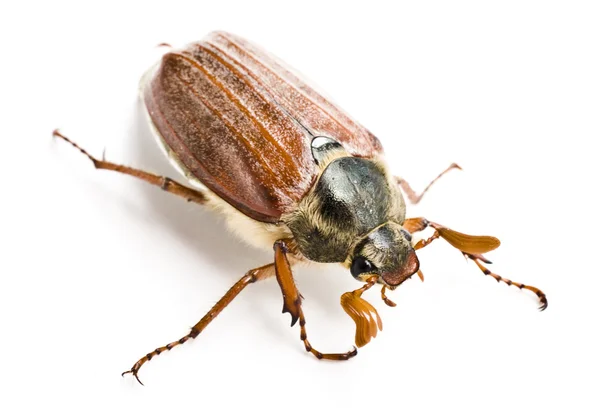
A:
[122, 367, 144, 386]
[349, 346, 358, 357]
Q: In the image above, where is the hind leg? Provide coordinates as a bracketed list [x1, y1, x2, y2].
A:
[53, 129, 207, 205]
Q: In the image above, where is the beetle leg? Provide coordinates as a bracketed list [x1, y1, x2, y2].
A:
[274, 240, 358, 361]
[405, 217, 547, 310]
[53, 129, 207, 205]
[464, 253, 548, 311]
[396, 163, 461, 204]
[121, 264, 275, 385]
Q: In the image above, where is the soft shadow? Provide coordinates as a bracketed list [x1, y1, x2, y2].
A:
[125, 101, 356, 333]
[126, 101, 270, 274]
[124, 101, 293, 341]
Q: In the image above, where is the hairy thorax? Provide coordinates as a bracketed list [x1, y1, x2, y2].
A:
[283, 155, 406, 263]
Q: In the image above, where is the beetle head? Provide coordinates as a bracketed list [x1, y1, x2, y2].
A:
[349, 222, 419, 288]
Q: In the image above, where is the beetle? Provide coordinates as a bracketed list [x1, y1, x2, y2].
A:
[54, 31, 547, 384]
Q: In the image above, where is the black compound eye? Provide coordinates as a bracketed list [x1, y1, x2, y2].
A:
[351, 256, 377, 278]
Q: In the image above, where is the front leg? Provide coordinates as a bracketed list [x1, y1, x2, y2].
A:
[273, 240, 357, 360]
[405, 218, 548, 310]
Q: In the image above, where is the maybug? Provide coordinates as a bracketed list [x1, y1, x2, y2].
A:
[54, 31, 547, 384]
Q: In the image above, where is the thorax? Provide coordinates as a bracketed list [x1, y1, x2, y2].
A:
[284, 156, 406, 263]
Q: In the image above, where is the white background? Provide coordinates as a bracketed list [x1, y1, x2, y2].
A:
[2, 1, 599, 413]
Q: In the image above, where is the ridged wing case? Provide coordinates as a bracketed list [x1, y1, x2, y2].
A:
[144, 31, 382, 223]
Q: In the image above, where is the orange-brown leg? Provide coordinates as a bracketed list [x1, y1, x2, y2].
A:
[53, 129, 207, 205]
[274, 240, 357, 360]
[122, 264, 275, 385]
[396, 163, 461, 204]
[464, 253, 548, 311]
[405, 217, 547, 311]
